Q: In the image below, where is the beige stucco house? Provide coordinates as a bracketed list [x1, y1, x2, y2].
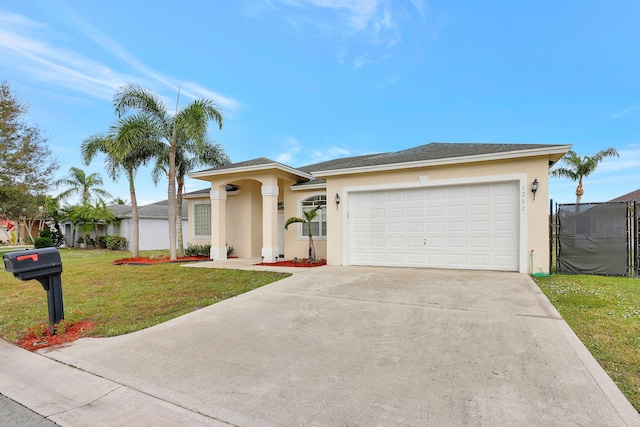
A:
[187, 142, 570, 274]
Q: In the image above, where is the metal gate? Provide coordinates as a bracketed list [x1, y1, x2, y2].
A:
[554, 201, 637, 276]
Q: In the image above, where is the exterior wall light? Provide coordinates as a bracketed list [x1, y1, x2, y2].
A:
[335, 193, 341, 209]
[531, 178, 539, 200]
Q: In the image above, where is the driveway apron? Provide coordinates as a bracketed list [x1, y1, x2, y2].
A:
[41, 266, 639, 426]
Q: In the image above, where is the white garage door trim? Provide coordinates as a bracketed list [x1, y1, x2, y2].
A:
[341, 174, 528, 273]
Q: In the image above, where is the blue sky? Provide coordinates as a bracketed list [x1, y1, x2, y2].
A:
[1, 1, 639, 206]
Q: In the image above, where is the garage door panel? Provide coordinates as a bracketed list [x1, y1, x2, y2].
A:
[388, 222, 405, 233]
[407, 207, 424, 217]
[407, 222, 424, 232]
[428, 222, 445, 232]
[448, 205, 467, 216]
[447, 221, 466, 232]
[349, 182, 519, 271]
[470, 204, 490, 215]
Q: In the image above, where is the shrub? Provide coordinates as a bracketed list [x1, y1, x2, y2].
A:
[34, 237, 53, 248]
[185, 243, 211, 257]
[105, 236, 127, 250]
[98, 235, 108, 249]
[40, 229, 65, 248]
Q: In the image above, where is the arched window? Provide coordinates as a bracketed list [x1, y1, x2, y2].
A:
[300, 195, 327, 238]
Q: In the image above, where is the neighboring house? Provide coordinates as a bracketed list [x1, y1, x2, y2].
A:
[187, 142, 570, 274]
[610, 189, 640, 203]
[0, 219, 14, 244]
[60, 200, 188, 251]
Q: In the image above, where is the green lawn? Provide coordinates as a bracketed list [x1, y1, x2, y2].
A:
[533, 274, 640, 411]
[0, 249, 290, 342]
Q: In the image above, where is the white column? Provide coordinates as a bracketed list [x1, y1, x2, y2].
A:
[210, 188, 227, 261]
[261, 184, 279, 263]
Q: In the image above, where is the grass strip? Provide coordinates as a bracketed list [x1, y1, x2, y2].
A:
[533, 274, 640, 412]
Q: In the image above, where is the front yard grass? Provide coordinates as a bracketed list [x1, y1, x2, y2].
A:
[0, 249, 290, 342]
[533, 274, 640, 412]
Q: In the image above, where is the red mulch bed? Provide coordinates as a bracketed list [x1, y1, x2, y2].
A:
[113, 255, 210, 265]
[257, 259, 326, 267]
[17, 321, 96, 352]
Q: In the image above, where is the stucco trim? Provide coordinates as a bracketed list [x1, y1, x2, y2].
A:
[341, 173, 529, 273]
[210, 190, 227, 200]
[315, 146, 571, 177]
[261, 185, 280, 197]
[290, 183, 327, 191]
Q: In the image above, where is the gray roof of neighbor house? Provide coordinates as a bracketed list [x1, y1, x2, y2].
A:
[610, 189, 640, 202]
[108, 200, 189, 220]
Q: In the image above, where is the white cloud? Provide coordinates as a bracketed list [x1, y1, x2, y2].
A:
[596, 146, 640, 173]
[260, 0, 429, 68]
[272, 137, 358, 166]
[0, 9, 243, 113]
[610, 104, 639, 118]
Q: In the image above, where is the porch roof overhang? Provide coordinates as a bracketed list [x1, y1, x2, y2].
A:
[189, 157, 314, 184]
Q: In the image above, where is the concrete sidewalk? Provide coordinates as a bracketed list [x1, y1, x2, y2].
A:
[1, 265, 639, 426]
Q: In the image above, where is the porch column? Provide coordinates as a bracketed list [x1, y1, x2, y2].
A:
[210, 188, 227, 261]
[261, 184, 279, 263]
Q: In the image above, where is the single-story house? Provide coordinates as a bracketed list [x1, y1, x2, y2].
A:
[60, 200, 188, 251]
[187, 142, 570, 274]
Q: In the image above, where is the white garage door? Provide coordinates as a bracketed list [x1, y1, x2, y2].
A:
[348, 182, 519, 271]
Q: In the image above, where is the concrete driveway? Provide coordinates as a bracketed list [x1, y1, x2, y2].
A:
[38, 266, 639, 426]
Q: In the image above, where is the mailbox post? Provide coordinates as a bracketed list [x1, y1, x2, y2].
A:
[3, 247, 64, 335]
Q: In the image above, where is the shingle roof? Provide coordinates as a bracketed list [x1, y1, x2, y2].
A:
[190, 142, 568, 185]
[307, 143, 565, 172]
[610, 189, 640, 202]
[297, 154, 380, 174]
[195, 157, 277, 173]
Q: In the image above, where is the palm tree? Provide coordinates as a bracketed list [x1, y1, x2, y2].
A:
[152, 137, 230, 256]
[550, 148, 619, 204]
[84, 200, 117, 246]
[82, 114, 162, 257]
[56, 167, 112, 204]
[114, 85, 223, 260]
[284, 205, 324, 261]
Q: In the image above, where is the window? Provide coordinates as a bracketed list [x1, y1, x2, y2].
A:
[194, 203, 211, 237]
[300, 195, 327, 238]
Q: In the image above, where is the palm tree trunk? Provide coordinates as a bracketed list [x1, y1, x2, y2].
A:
[128, 169, 140, 257]
[94, 221, 100, 247]
[168, 140, 177, 261]
[308, 234, 316, 261]
[176, 177, 185, 257]
[576, 179, 584, 204]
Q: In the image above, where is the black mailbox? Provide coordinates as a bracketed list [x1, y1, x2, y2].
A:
[3, 248, 64, 335]
[3, 247, 62, 281]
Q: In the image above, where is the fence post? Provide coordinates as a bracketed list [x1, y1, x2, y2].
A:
[549, 198, 553, 275]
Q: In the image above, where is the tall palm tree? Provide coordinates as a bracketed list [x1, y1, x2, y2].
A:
[152, 137, 230, 256]
[550, 148, 619, 204]
[56, 167, 112, 204]
[284, 205, 324, 261]
[82, 114, 162, 257]
[114, 85, 223, 260]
